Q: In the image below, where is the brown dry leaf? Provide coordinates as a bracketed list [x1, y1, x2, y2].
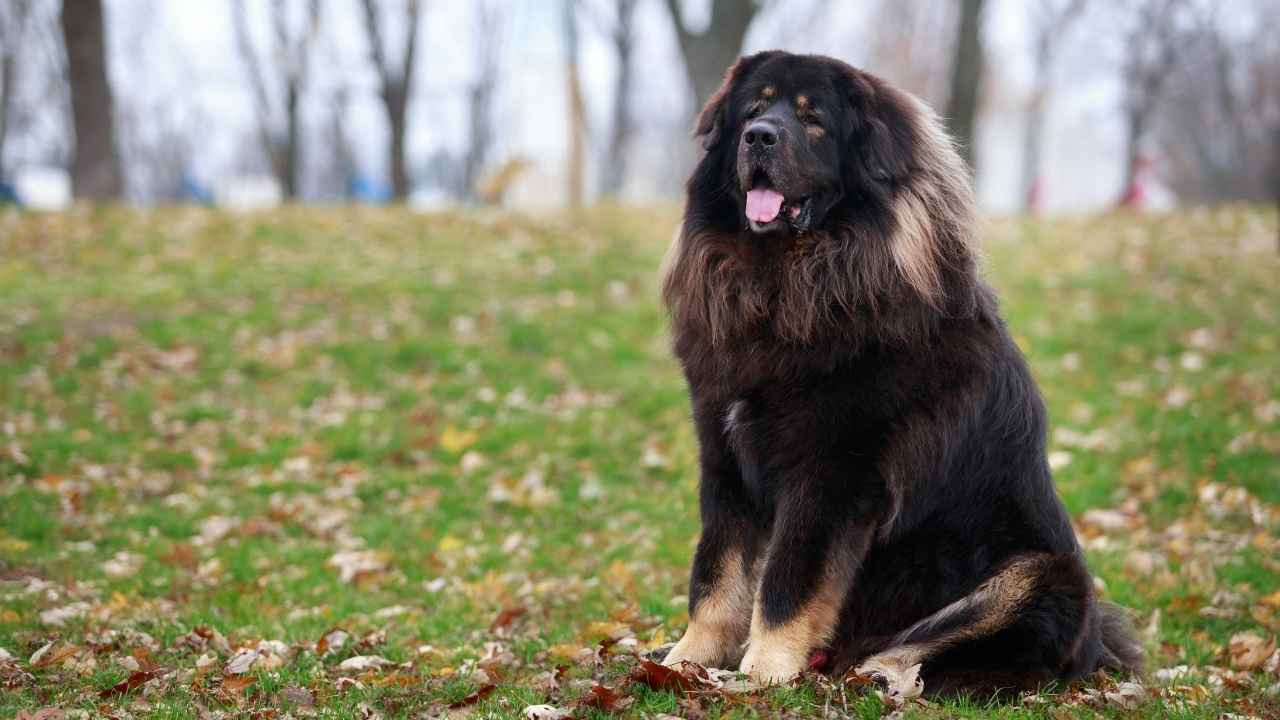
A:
[327, 550, 390, 583]
[16, 710, 64, 720]
[629, 659, 712, 694]
[220, 673, 257, 703]
[489, 606, 528, 634]
[280, 686, 315, 708]
[30, 642, 84, 669]
[1228, 632, 1276, 670]
[98, 668, 166, 698]
[448, 683, 496, 708]
[577, 683, 632, 712]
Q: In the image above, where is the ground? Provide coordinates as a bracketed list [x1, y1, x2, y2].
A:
[0, 205, 1277, 719]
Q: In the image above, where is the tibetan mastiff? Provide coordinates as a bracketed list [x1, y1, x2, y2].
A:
[660, 51, 1142, 696]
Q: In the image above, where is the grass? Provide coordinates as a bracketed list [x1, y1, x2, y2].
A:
[0, 204, 1277, 719]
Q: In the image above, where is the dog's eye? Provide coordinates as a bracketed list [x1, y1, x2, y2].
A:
[800, 113, 821, 126]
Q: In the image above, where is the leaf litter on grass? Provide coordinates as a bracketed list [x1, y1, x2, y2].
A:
[0, 205, 1277, 718]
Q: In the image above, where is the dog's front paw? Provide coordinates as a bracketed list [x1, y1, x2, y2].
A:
[739, 642, 806, 685]
[663, 624, 743, 669]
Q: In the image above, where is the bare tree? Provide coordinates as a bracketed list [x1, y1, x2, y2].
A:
[663, 0, 761, 112]
[1115, 0, 1184, 207]
[0, 0, 35, 180]
[1020, 0, 1087, 212]
[1154, 3, 1279, 205]
[231, 0, 322, 201]
[563, 0, 587, 208]
[359, 0, 421, 201]
[944, 0, 985, 171]
[866, 0, 956, 109]
[584, 0, 639, 198]
[460, 1, 500, 202]
[60, 0, 123, 200]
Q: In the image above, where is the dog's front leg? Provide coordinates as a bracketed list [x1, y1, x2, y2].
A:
[664, 405, 765, 669]
[740, 489, 873, 684]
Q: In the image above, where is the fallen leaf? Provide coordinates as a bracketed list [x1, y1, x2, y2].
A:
[440, 425, 478, 454]
[1228, 632, 1276, 670]
[337, 655, 393, 673]
[39, 602, 90, 627]
[225, 648, 260, 674]
[30, 643, 83, 668]
[16, 710, 64, 720]
[448, 683, 495, 708]
[577, 683, 632, 712]
[489, 606, 527, 634]
[99, 668, 165, 698]
[316, 627, 351, 656]
[280, 685, 315, 707]
[522, 704, 570, 720]
[327, 550, 390, 583]
[628, 659, 709, 693]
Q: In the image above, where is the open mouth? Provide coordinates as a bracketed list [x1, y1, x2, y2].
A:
[746, 170, 809, 231]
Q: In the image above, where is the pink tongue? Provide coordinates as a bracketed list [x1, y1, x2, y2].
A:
[746, 188, 785, 223]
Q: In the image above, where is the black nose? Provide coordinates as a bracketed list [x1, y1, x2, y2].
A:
[743, 120, 779, 148]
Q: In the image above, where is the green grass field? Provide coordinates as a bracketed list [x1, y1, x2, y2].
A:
[1, 205, 1277, 719]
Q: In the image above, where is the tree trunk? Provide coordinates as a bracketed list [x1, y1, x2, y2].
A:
[60, 0, 123, 200]
[601, 0, 637, 197]
[0, 50, 13, 179]
[944, 0, 985, 172]
[1119, 109, 1145, 207]
[563, 0, 585, 208]
[1274, 123, 1279, 254]
[1020, 39, 1049, 213]
[665, 0, 757, 112]
[284, 81, 299, 200]
[387, 88, 408, 200]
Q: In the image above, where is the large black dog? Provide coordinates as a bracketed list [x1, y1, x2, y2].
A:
[660, 51, 1142, 696]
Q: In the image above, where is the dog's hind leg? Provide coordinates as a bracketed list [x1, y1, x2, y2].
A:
[853, 553, 1106, 697]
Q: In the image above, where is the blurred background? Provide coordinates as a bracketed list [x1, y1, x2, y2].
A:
[1, 0, 1277, 215]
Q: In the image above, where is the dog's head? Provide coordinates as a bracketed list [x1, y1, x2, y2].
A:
[669, 52, 979, 347]
[691, 51, 933, 237]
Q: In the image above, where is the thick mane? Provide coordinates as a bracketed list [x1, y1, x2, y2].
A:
[662, 77, 981, 354]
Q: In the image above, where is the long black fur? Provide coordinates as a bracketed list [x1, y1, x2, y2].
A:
[663, 51, 1142, 696]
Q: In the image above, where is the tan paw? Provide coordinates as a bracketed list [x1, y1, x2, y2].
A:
[854, 652, 924, 701]
[663, 623, 743, 669]
[738, 642, 806, 685]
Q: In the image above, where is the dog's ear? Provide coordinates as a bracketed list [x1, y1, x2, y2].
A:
[694, 51, 781, 151]
[842, 70, 913, 184]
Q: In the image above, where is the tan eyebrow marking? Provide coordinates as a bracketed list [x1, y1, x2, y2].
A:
[795, 94, 809, 109]
[761, 85, 776, 98]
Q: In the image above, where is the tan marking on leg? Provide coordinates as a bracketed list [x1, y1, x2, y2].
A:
[664, 548, 754, 668]
[739, 559, 848, 684]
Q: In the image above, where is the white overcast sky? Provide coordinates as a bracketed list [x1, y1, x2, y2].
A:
[97, 0, 1150, 211]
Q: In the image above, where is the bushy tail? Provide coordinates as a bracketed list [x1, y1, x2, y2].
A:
[1097, 601, 1144, 675]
